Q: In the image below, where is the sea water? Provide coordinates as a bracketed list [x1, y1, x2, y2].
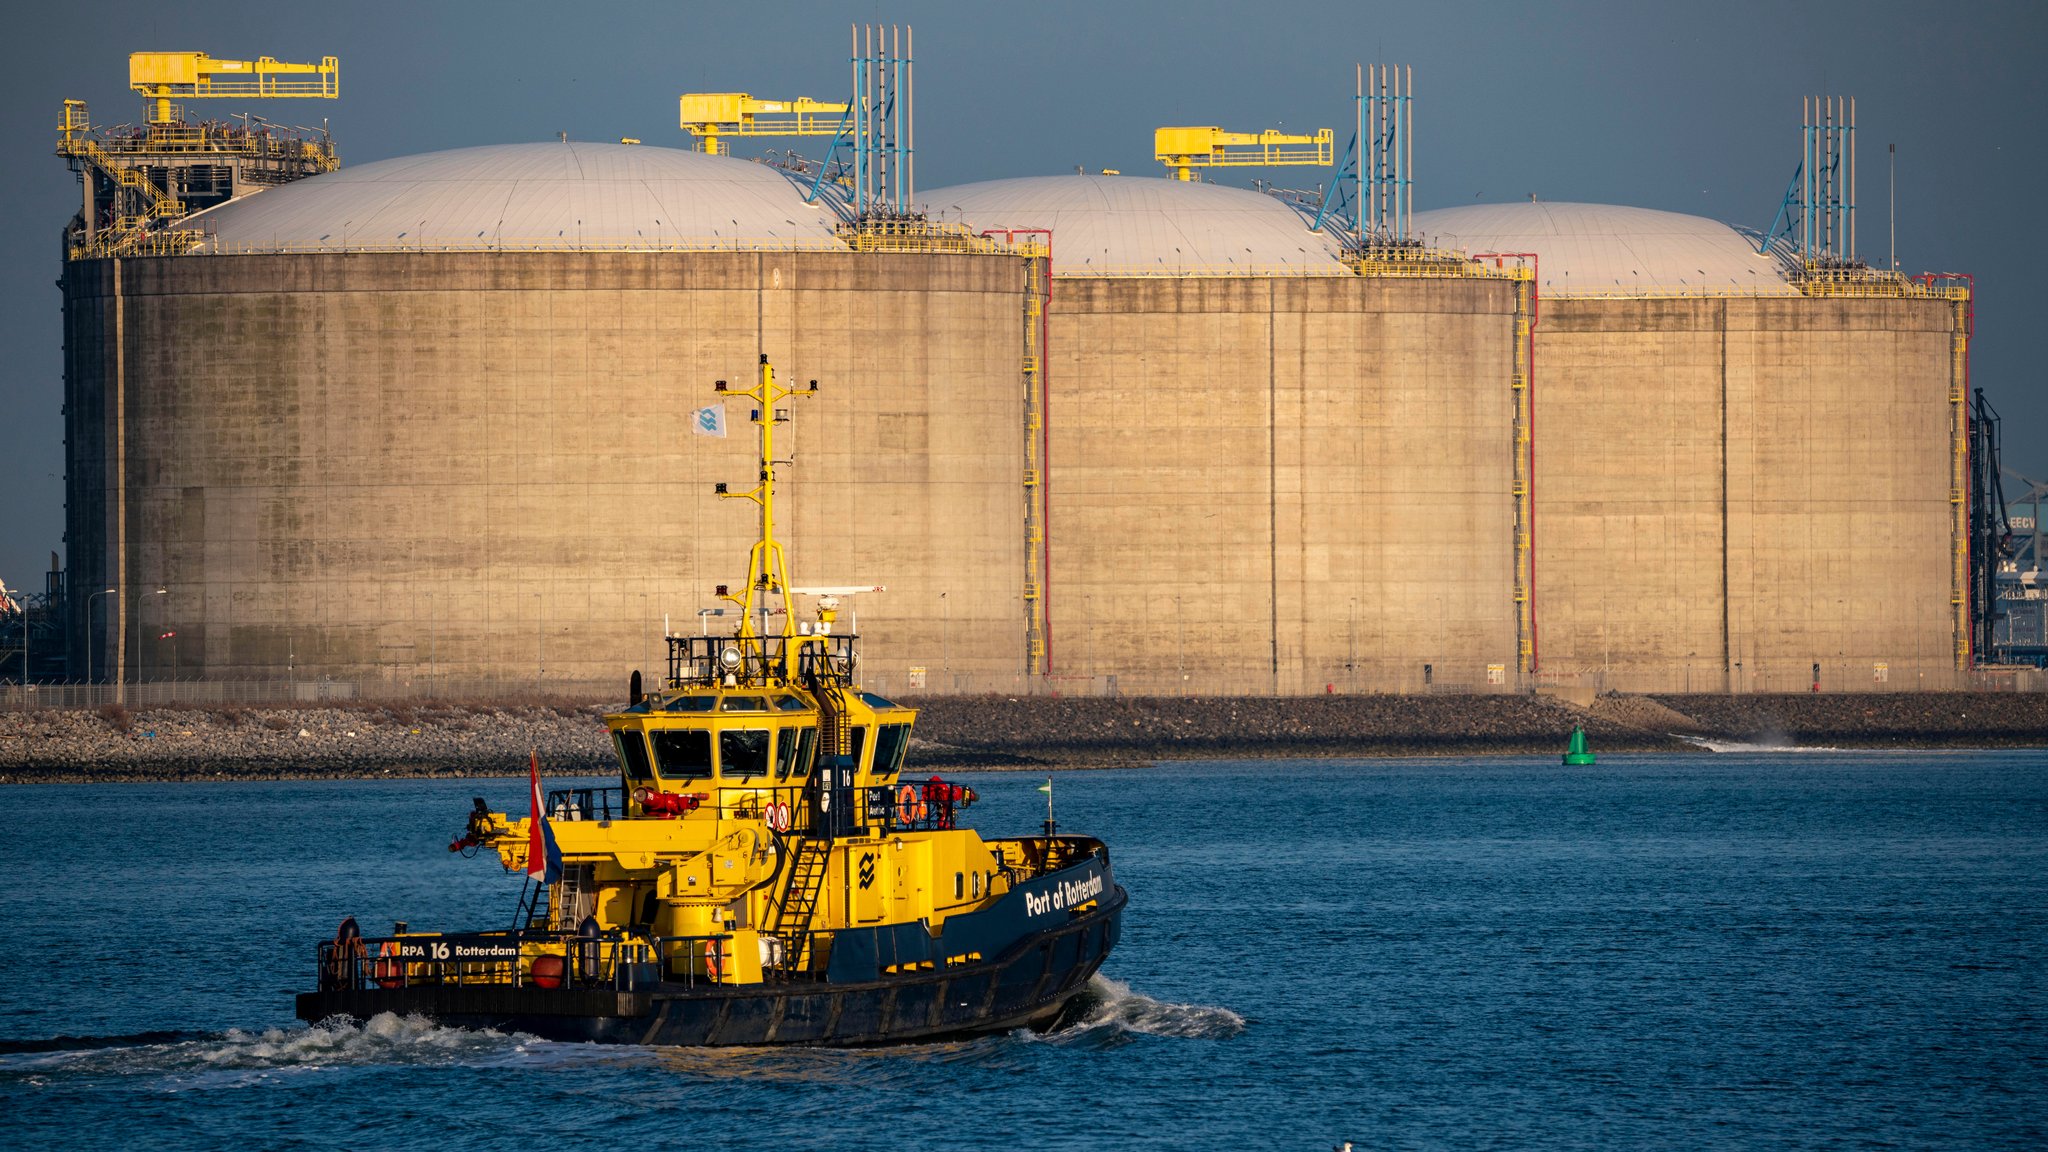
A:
[0, 751, 2042, 1150]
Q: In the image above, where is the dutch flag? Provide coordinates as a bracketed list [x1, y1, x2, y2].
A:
[527, 749, 563, 885]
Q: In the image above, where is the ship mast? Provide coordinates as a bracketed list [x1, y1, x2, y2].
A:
[717, 355, 815, 643]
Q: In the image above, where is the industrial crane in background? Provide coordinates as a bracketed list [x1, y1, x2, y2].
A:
[1995, 470, 2048, 666]
[678, 93, 850, 156]
[57, 50, 341, 259]
[130, 52, 339, 126]
[678, 91, 859, 213]
[0, 558, 66, 688]
[1153, 126, 1333, 182]
[675, 25, 920, 225]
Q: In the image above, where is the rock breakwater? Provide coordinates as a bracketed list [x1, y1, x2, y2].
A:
[0, 700, 615, 784]
[1, 691, 2040, 784]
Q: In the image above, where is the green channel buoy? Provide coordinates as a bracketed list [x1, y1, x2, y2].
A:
[1563, 725, 1597, 766]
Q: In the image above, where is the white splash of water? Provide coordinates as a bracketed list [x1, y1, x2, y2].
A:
[1044, 976, 1245, 1043]
[201, 1012, 534, 1068]
[2, 1013, 576, 1089]
[1678, 735, 1843, 754]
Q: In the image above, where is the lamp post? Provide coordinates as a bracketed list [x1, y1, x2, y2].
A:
[84, 588, 117, 694]
[136, 587, 166, 696]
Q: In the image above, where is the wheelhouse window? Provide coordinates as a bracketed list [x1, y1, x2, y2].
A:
[777, 725, 817, 780]
[872, 723, 911, 778]
[848, 725, 868, 772]
[775, 695, 810, 711]
[614, 730, 655, 782]
[720, 729, 771, 778]
[664, 696, 715, 713]
[721, 696, 767, 713]
[650, 728, 713, 780]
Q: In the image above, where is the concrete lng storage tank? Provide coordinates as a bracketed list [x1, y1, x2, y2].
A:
[59, 147, 1972, 696]
[930, 176, 1527, 694]
[62, 142, 1040, 694]
[1415, 202, 1967, 693]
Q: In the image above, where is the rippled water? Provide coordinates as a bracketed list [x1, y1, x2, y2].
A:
[1, 751, 2043, 1149]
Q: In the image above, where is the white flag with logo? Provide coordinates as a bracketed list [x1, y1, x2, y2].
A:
[691, 402, 728, 437]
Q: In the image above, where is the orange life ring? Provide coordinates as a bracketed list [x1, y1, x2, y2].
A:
[705, 938, 726, 982]
[373, 940, 404, 989]
[895, 782, 928, 823]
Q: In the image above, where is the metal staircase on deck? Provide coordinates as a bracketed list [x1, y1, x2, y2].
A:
[765, 676, 853, 978]
[768, 821, 831, 978]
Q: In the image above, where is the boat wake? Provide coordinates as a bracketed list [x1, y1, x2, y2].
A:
[1037, 976, 1245, 1046]
[1677, 735, 1844, 754]
[0, 1013, 587, 1089]
[0, 987, 1241, 1085]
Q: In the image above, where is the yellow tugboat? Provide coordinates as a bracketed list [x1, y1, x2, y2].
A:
[297, 356, 1125, 1045]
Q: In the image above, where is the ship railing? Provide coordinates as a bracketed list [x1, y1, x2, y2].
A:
[314, 929, 735, 993]
[546, 785, 626, 823]
[795, 643, 857, 685]
[665, 634, 856, 688]
[647, 934, 748, 985]
[709, 785, 819, 834]
[857, 779, 976, 833]
[547, 777, 980, 835]
[580, 783, 821, 832]
[680, 778, 971, 835]
[997, 835, 1106, 881]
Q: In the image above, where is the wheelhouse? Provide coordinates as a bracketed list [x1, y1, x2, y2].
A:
[607, 684, 918, 814]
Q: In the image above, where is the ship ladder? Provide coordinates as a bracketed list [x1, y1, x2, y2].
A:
[765, 674, 854, 978]
[768, 834, 832, 978]
[813, 676, 852, 761]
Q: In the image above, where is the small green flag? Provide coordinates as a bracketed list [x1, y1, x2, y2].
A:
[1037, 778, 1053, 794]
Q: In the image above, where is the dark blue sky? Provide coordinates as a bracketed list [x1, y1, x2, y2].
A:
[2, 0, 2041, 593]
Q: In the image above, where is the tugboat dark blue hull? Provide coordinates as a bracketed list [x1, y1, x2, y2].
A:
[297, 885, 1124, 1046]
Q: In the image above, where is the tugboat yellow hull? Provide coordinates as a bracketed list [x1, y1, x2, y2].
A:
[298, 887, 1123, 1046]
[296, 356, 1134, 1048]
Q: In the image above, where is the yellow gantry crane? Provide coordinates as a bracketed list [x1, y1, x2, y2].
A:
[57, 50, 341, 259]
[678, 93, 850, 155]
[129, 51, 339, 125]
[1153, 125, 1333, 181]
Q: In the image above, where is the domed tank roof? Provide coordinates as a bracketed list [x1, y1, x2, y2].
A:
[1411, 201, 1797, 296]
[182, 141, 848, 251]
[924, 175, 1348, 275]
